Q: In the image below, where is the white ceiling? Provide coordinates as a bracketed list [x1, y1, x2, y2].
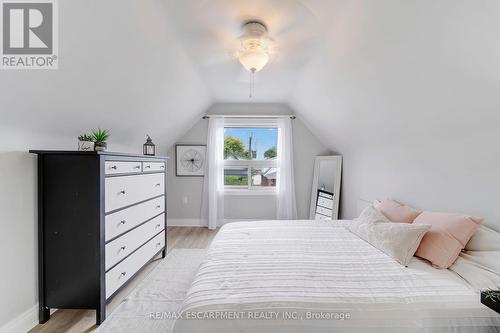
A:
[289, 0, 500, 151]
[1, 0, 500, 156]
[162, 0, 500, 152]
[164, 0, 323, 102]
[0, 0, 212, 153]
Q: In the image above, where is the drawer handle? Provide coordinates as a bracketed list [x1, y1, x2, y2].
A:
[155, 183, 161, 187]
[110, 165, 117, 170]
[120, 246, 126, 251]
[156, 242, 161, 246]
[120, 272, 127, 277]
[119, 220, 126, 225]
[156, 224, 161, 228]
[145, 165, 151, 169]
[119, 190, 126, 195]
[134, 166, 141, 169]
[160, 165, 165, 169]
[155, 205, 161, 209]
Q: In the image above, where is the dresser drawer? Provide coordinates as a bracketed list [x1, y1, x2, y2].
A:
[142, 161, 165, 172]
[105, 196, 164, 241]
[315, 213, 332, 220]
[105, 173, 165, 212]
[316, 205, 333, 217]
[106, 231, 165, 299]
[317, 196, 333, 209]
[105, 214, 165, 270]
[105, 161, 142, 175]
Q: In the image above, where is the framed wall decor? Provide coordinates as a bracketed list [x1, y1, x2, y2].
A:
[175, 144, 206, 177]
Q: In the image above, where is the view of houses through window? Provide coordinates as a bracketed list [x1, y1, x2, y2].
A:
[223, 127, 278, 190]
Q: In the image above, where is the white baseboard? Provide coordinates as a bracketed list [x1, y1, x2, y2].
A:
[168, 218, 207, 227]
[0, 304, 38, 333]
[0, 305, 57, 333]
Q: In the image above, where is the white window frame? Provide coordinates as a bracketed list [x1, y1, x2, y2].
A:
[223, 118, 279, 194]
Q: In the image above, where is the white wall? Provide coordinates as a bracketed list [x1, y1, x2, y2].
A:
[0, 152, 39, 332]
[341, 133, 500, 229]
[167, 103, 331, 225]
[0, 0, 210, 330]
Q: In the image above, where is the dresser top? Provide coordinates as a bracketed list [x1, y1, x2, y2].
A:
[29, 150, 169, 160]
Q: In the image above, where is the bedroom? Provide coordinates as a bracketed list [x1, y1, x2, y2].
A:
[0, 0, 499, 332]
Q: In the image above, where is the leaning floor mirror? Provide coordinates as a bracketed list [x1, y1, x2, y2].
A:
[309, 156, 342, 220]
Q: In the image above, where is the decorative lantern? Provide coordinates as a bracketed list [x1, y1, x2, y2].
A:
[143, 135, 155, 156]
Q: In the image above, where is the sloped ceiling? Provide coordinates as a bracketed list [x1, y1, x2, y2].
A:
[161, 0, 500, 152]
[3, 0, 498, 155]
[0, 0, 212, 154]
[163, 0, 322, 102]
[289, 0, 500, 152]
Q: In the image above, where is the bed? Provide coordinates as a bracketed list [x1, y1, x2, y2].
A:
[174, 220, 500, 333]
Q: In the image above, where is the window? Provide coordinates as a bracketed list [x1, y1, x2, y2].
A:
[224, 127, 278, 191]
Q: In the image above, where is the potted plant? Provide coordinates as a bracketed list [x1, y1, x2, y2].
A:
[78, 134, 94, 151]
[92, 128, 110, 152]
[481, 289, 500, 314]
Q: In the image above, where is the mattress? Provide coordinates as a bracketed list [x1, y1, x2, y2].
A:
[174, 220, 500, 333]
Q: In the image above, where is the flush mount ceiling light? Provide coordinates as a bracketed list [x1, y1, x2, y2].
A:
[237, 21, 273, 98]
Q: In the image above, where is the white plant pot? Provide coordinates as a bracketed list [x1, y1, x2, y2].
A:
[78, 141, 94, 151]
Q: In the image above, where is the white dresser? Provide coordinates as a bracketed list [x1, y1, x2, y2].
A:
[30, 151, 168, 325]
[314, 189, 335, 220]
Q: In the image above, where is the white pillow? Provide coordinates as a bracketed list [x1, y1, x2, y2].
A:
[357, 204, 391, 224]
[350, 206, 430, 266]
[465, 225, 500, 251]
[450, 225, 500, 290]
[450, 254, 500, 290]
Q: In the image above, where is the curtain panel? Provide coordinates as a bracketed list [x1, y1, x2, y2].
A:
[276, 117, 297, 219]
[201, 118, 225, 229]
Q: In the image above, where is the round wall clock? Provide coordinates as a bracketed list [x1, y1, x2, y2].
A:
[175, 144, 206, 176]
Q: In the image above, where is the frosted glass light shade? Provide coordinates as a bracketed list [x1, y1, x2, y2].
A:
[238, 49, 269, 72]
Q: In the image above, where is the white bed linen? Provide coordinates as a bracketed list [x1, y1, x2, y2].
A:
[174, 220, 500, 333]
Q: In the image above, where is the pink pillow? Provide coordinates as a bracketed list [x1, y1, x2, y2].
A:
[414, 212, 482, 268]
[376, 198, 421, 223]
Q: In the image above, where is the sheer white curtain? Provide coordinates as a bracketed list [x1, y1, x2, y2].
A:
[201, 118, 225, 229]
[276, 118, 297, 219]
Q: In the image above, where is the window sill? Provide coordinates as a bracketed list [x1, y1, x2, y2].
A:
[224, 189, 277, 196]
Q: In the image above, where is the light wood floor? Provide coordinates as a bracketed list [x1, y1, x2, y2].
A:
[29, 227, 218, 333]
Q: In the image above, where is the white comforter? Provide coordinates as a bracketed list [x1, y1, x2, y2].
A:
[174, 220, 500, 333]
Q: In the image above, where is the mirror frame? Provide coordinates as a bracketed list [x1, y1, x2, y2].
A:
[309, 155, 342, 220]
